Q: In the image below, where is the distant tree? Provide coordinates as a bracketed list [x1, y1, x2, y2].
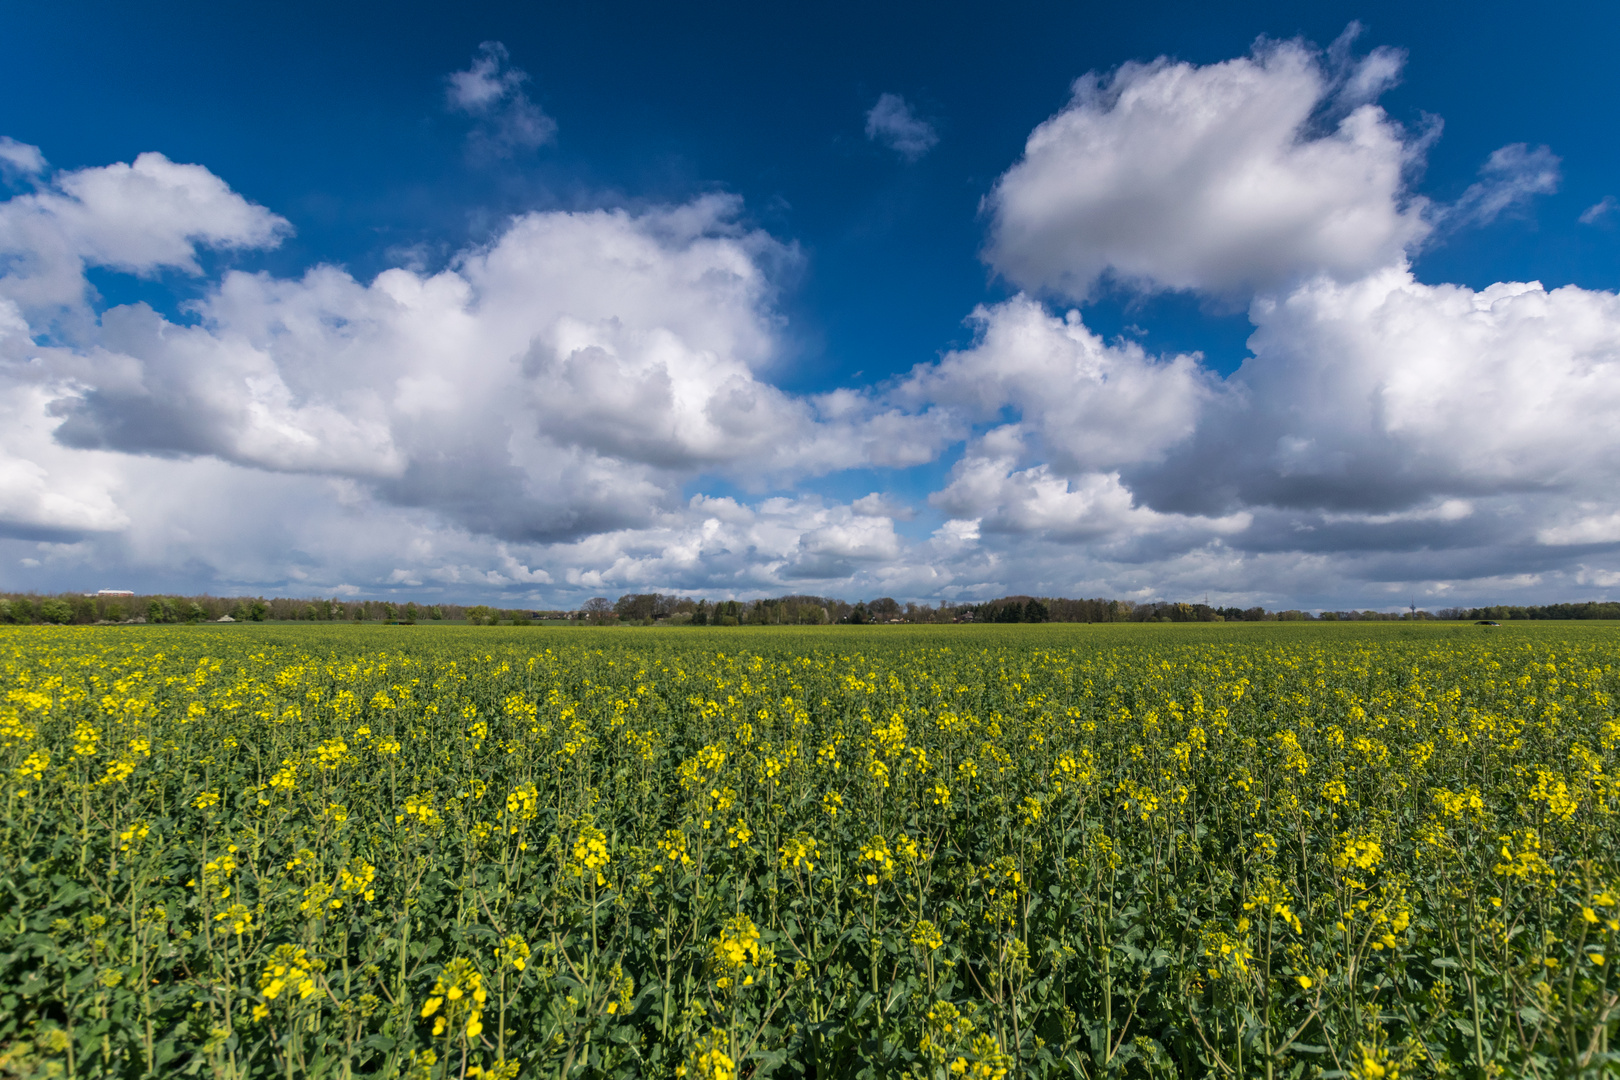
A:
[615, 594, 659, 622]
[464, 605, 498, 626]
[984, 599, 1023, 623]
[38, 599, 72, 625]
[868, 597, 900, 620]
[701, 599, 742, 627]
[746, 599, 781, 625]
[582, 598, 614, 625]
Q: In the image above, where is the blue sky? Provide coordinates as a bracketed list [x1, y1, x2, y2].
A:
[1, 0, 1618, 608]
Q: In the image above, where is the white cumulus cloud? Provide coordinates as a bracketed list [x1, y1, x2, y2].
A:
[984, 37, 1431, 299]
[0, 137, 46, 179]
[0, 151, 288, 317]
[30, 193, 952, 543]
[931, 453, 1249, 542]
[1132, 266, 1620, 518]
[0, 148, 959, 599]
[895, 295, 1209, 473]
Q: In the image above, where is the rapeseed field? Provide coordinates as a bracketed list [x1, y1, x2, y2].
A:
[1, 622, 1617, 1078]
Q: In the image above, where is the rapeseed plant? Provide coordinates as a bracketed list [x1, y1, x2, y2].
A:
[1, 622, 1618, 1076]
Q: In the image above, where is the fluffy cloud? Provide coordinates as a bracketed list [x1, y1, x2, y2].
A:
[865, 94, 938, 161]
[0, 146, 287, 323]
[984, 38, 1431, 299]
[0, 388, 942, 601]
[896, 295, 1209, 472]
[0, 384, 128, 539]
[27, 187, 953, 544]
[851, 492, 915, 520]
[447, 42, 557, 158]
[993, 263, 1620, 607]
[0, 137, 46, 178]
[931, 451, 1249, 543]
[1131, 267, 1620, 518]
[0, 150, 962, 597]
[933, 31, 1620, 606]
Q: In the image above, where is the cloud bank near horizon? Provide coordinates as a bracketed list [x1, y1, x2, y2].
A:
[2, 34, 1618, 609]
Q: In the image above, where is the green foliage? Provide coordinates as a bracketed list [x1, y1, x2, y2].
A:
[37, 598, 73, 624]
[0, 622, 1617, 1078]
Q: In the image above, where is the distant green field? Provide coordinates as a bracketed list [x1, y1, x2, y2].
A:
[2, 620, 1617, 1077]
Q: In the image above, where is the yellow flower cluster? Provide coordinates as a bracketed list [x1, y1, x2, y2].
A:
[570, 820, 609, 885]
[495, 934, 529, 971]
[253, 944, 323, 1018]
[678, 1032, 735, 1080]
[420, 957, 486, 1040]
[713, 914, 761, 970]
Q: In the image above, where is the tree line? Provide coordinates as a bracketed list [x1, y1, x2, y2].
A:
[4, 590, 1620, 627]
[587, 594, 1620, 625]
[0, 593, 495, 626]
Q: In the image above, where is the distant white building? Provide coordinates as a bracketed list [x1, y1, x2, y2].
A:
[97, 590, 135, 597]
[217, 615, 236, 622]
